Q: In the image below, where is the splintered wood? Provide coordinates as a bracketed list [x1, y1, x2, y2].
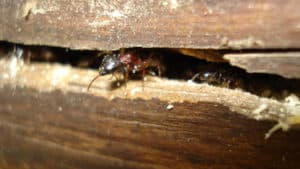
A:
[0, 57, 300, 169]
[0, 58, 299, 124]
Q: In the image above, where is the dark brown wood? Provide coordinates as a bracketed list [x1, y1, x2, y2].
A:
[1, 0, 300, 50]
[1, 48, 300, 168]
[224, 52, 300, 79]
[1, 86, 300, 169]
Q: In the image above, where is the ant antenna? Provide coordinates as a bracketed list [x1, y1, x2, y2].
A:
[87, 74, 101, 91]
[191, 73, 200, 82]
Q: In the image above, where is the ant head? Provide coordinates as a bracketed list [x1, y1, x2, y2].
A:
[99, 54, 121, 75]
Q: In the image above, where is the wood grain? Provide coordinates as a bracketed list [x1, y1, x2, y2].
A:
[224, 52, 300, 79]
[1, 0, 300, 50]
[0, 58, 295, 122]
[0, 86, 300, 169]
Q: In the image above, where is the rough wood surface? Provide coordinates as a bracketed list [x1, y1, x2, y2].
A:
[1, 85, 300, 169]
[0, 58, 297, 122]
[224, 52, 300, 79]
[1, 51, 300, 168]
[1, 0, 300, 50]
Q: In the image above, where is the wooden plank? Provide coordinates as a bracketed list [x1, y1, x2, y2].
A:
[224, 52, 300, 79]
[1, 85, 300, 169]
[0, 58, 297, 122]
[1, 0, 300, 50]
[1, 51, 300, 168]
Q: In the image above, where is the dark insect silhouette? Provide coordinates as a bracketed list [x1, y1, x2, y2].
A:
[87, 49, 164, 90]
[191, 63, 245, 89]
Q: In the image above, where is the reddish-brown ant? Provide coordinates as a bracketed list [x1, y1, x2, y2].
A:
[87, 49, 164, 90]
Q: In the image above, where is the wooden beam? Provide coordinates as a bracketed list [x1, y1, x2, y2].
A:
[1, 84, 300, 169]
[1, 0, 300, 50]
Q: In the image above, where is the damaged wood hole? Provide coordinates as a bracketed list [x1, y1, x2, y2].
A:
[0, 41, 300, 100]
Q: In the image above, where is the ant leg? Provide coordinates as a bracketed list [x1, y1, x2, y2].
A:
[157, 64, 162, 77]
[110, 73, 118, 81]
[87, 74, 101, 91]
[141, 66, 147, 91]
[150, 52, 164, 77]
[122, 66, 129, 88]
[156, 58, 166, 78]
[191, 73, 200, 82]
[141, 61, 151, 90]
[25, 50, 32, 64]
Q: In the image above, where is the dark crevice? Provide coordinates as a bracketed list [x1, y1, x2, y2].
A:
[0, 41, 299, 100]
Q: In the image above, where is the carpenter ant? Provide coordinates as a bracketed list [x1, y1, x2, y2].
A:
[87, 49, 164, 90]
[191, 63, 245, 89]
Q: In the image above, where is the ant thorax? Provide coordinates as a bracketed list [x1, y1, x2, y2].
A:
[119, 51, 145, 73]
